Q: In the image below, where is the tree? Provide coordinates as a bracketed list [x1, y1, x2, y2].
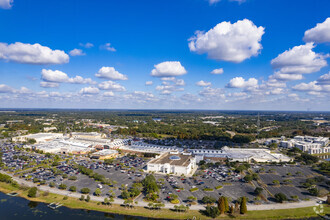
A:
[85, 195, 90, 202]
[121, 189, 130, 199]
[308, 187, 319, 196]
[205, 205, 220, 218]
[244, 175, 253, 182]
[234, 202, 240, 214]
[130, 187, 141, 197]
[240, 197, 247, 214]
[58, 183, 67, 190]
[28, 138, 36, 144]
[94, 188, 101, 196]
[148, 202, 154, 210]
[79, 195, 85, 201]
[142, 174, 159, 194]
[81, 187, 90, 194]
[229, 205, 234, 215]
[254, 187, 263, 196]
[104, 198, 109, 205]
[202, 196, 216, 205]
[218, 197, 225, 214]
[274, 193, 287, 203]
[224, 197, 229, 212]
[28, 187, 37, 198]
[108, 197, 114, 206]
[69, 186, 77, 192]
[49, 182, 55, 187]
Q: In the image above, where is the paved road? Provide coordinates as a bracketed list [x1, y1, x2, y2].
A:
[2, 171, 325, 211]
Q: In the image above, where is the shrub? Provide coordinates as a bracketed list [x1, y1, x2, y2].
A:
[202, 196, 216, 205]
[308, 187, 319, 196]
[204, 205, 220, 218]
[203, 188, 214, 192]
[28, 187, 37, 198]
[68, 176, 77, 181]
[49, 182, 55, 187]
[254, 187, 263, 195]
[215, 185, 223, 190]
[275, 193, 287, 203]
[58, 184, 67, 190]
[170, 199, 180, 204]
[69, 186, 77, 192]
[85, 195, 90, 202]
[81, 187, 90, 194]
[189, 187, 199, 192]
[94, 188, 101, 196]
[63, 196, 68, 200]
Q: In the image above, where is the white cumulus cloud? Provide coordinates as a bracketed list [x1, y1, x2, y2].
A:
[226, 77, 258, 88]
[0, 0, 13, 9]
[79, 87, 99, 94]
[151, 61, 187, 77]
[103, 91, 114, 97]
[316, 72, 330, 85]
[41, 69, 69, 83]
[79, 42, 94, 48]
[98, 81, 126, 91]
[0, 84, 14, 93]
[211, 68, 224, 74]
[188, 19, 264, 63]
[0, 42, 69, 64]
[303, 18, 330, 44]
[40, 82, 60, 88]
[100, 43, 116, 52]
[41, 69, 96, 85]
[95, 67, 128, 80]
[67, 76, 96, 84]
[271, 43, 327, 76]
[196, 80, 212, 87]
[145, 81, 153, 86]
[270, 73, 304, 81]
[292, 81, 322, 92]
[69, 48, 85, 56]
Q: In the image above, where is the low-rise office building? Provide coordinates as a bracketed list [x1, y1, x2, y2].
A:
[280, 135, 329, 154]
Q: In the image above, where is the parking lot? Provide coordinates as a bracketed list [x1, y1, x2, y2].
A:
[1, 142, 329, 207]
[252, 165, 330, 201]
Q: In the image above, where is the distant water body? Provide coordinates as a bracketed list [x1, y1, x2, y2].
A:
[0, 192, 153, 220]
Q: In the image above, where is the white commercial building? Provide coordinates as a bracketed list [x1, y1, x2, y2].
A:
[189, 147, 291, 163]
[147, 151, 197, 176]
[280, 136, 329, 154]
[13, 133, 63, 143]
[120, 141, 183, 154]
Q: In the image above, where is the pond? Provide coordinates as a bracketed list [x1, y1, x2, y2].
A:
[0, 192, 156, 220]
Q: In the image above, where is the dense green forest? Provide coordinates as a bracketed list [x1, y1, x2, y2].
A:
[0, 110, 329, 142]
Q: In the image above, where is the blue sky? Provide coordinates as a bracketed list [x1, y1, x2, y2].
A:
[0, 0, 329, 110]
